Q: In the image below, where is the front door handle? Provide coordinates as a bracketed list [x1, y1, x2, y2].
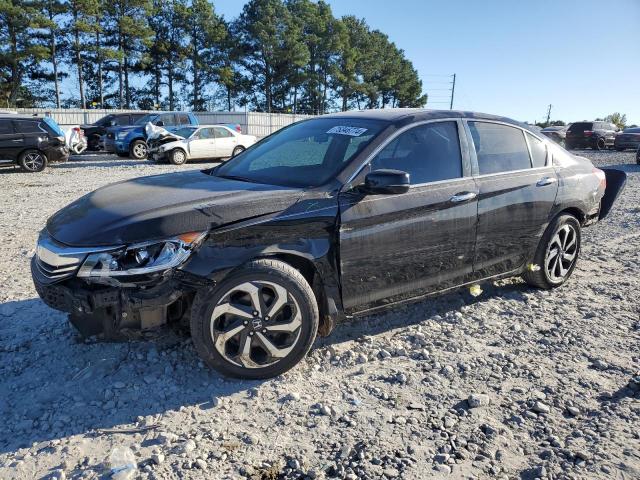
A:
[450, 191, 477, 203]
[11, 139, 23, 142]
[537, 177, 557, 186]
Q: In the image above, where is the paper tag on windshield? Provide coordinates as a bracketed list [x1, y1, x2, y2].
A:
[327, 126, 368, 137]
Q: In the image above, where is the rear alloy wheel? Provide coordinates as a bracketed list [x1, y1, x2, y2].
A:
[523, 214, 581, 289]
[169, 149, 187, 165]
[594, 137, 606, 150]
[18, 150, 47, 173]
[191, 259, 318, 379]
[232, 146, 245, 157]
[129, 140, 147, 159]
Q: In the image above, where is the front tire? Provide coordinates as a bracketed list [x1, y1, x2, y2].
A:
[18, 150, 47, 172]
[129, 140, 147, 159]
[523, 214, 581, 289]
[190, 259, 319, 379]
[169, 149, 187, 165]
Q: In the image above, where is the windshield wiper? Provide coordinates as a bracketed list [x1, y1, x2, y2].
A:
[215, 173, 261, 184]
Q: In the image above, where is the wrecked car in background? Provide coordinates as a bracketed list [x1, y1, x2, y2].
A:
[146, 124, 257, 165]
[31, 109, 626, 379]
[541, 125, 568, 146]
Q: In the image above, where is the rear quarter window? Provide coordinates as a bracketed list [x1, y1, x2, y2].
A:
[468, 122, 531, 175]
[13, 120, 47, 134]
[525, 133, 548, 168]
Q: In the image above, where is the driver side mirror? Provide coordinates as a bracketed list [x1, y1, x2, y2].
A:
[362, 169, 410, 195]
[108, 120, 116, 127]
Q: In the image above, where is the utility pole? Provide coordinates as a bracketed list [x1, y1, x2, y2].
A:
[450, 74, 456, 110]
[545, 104, 552, 125]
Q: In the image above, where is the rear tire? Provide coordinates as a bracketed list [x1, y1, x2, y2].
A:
[88, 135, 101, 150]
[18, 150, 47, 173]
[594, 137, 606, 150]
[522, 214, 581, 290]
[232, 146, 245, 157]
[190, 259, 319, 379]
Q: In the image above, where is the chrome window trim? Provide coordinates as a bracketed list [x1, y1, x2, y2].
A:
[343, 118, 468, 190]
[523, 130, 549, 168]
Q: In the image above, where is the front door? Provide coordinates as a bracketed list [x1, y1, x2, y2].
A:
[338, 120, 478, 312]
[189, 127, 216, 159]
[466, 121, 558, 278]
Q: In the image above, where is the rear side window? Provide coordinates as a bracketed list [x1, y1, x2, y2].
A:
[13, 120, 46, 134]
[177, 114, 190, 125]
[0, 120, 13, 134]
[371, 121, 462, 184]
[468, 122, 531, 175]
[214, 127, 233, 138]
[526, 133, 547, 168]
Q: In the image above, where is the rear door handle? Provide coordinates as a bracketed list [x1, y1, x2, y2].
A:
[450, 191, 477, 203]
[537, 177, 557, 186]
[11, 139, 23, 142]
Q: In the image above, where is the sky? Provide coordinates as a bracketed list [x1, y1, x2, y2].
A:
[213, 0, 640, 125]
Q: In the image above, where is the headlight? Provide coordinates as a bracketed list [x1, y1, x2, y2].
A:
[77, 231, 206, 278]
[117, 131, 129, 140]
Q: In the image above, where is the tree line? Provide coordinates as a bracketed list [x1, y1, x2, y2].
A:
[0, 0, 427, 113]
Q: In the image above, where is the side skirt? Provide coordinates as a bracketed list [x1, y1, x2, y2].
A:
[346, 267, 524, 319]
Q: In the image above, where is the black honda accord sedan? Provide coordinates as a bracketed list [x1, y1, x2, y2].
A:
[32, 109, 626, 378]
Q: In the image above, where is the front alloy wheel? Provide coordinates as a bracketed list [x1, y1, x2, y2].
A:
[130, 140, 147, 159]
[191, 259, 319, 378]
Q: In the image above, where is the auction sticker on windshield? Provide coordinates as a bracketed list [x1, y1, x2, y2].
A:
[327, 126, 368, 136]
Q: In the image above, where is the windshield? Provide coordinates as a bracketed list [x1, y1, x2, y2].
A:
[95, 114, 114, 126]
[215, 118, 386, 187]
[175, 127, 197, 138]
[135, 114, 158, 125]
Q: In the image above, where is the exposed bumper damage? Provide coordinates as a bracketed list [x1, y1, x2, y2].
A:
[31, 256, 210, 337]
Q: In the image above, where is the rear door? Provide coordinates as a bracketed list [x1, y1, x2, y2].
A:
[338, 120, 478, 311]
[213, 126, 237, 157]
[0, 119, 21, 163]
[466, 121, 558, 278]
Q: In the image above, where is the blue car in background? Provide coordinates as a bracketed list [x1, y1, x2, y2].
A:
[105, 112, 199, 159]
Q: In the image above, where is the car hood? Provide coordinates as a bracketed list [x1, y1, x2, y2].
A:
[46, 170, 304, 246]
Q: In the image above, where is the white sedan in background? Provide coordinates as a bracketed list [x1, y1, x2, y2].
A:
[147, 124, 257, 165]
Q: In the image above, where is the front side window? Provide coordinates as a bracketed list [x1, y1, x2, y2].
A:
[196, 128, 215, 139]
[215, 118, 385, 188]
[468, 122, 531, 175]
[135, 114, 158, 125]
[158, 114, 175, 126]
[177, 114, 190, 125]
[526, 132, 547, 168]
[370, 121, 462, 184]
[214, 127, 233, 138]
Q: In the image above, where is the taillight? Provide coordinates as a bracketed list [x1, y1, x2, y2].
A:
[583, 130, 593, 137]
[593, 167, 606, 190]
[234, 124, 241, 133]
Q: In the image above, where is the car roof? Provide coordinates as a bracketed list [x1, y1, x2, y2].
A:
[321, 108, 533, 131]
[0, 115, 43, 121]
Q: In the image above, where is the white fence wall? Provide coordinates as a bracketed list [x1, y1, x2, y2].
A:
[13, 109, 313, 137]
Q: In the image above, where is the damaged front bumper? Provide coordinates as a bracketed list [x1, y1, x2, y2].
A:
[31, 256, 208, 337]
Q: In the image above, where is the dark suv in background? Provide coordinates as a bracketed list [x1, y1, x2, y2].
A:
[82, 113, 145, 151]
[565, 121, 619, 150]
[0, 115, 69, 172]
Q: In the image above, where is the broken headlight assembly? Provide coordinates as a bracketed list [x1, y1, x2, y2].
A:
[77, 232, 206, 278]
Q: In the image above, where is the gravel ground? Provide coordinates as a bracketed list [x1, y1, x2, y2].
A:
[0, 151, 638, 480]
